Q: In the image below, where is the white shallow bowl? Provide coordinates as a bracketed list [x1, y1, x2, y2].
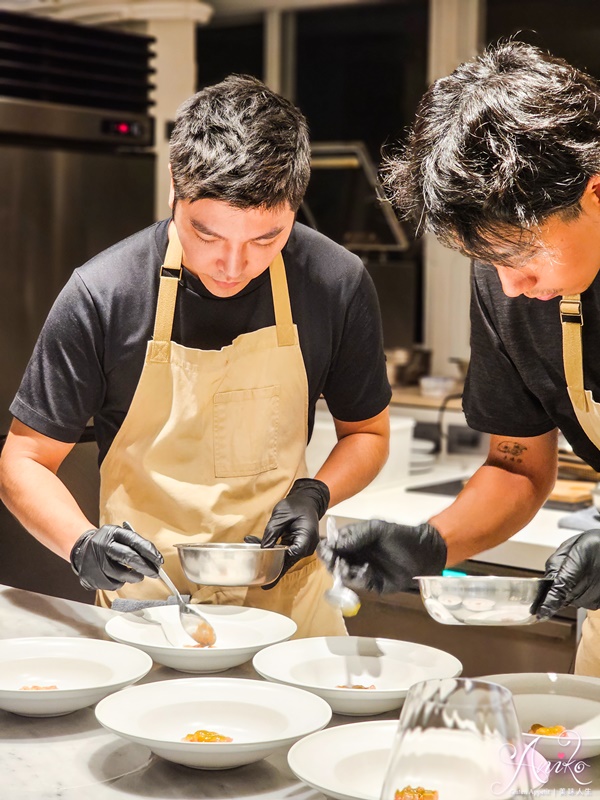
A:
[252, 636, 462, 715]
[105, 604, 296, 673]
[288, 720, 547, 800]
[288, 720, 396, 800]
[0, 637, 152, 717]
[484, 672, 600, 761]
[95, 677, 332, 770]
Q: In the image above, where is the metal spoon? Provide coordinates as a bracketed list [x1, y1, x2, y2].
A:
[122, 522, 217, 647]
[323, 517, 361, 617]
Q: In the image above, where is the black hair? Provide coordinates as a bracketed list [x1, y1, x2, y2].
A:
[384, 40, 600, 263]
[169, 74, 310, 211]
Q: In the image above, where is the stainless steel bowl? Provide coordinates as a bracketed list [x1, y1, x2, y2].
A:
[416, 575, 552, 626]
[175, 543, 288, 587]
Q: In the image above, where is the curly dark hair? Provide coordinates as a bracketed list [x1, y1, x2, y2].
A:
[384, 40, 600, 263]
[169, 74, 310, 211]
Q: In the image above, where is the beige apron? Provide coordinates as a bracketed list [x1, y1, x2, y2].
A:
[95, 224, 346, 639]
[560, 294, 600, 674]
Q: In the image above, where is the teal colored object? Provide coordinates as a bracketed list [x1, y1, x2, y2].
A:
[442, 569, 468, 578]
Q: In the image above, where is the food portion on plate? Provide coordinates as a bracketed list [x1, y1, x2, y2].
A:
[182, 729, 233, 743]
[336, 684, 376, 690]
[19, 685, 58, 691]
[394, 787, 439, 800]
[528, 723, 567, 736]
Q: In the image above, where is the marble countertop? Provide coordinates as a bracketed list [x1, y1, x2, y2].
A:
[3, 584, 600, 798]
[0, 585, 399, 800]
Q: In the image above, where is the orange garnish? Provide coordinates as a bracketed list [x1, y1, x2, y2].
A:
[528, 723, 567, 736]
[182, 729, 232, 743]
[395, 788, 439, 800]
[336, 684, 376, 689]
[19, 685, 58, 690]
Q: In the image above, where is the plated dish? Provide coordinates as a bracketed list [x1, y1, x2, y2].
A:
[0, 637, 152, 717]
[484, 672, 600, 760]
[95, 677, 332, 770]
[288, 720, 397, 800]
[105, 603, 296, 673]
[253, 636, 462, 715]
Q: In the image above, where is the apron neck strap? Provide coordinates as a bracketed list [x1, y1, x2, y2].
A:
[269, 251, 296, 347]
[560, 293, 586, 408]
[152, 224, 296, 347]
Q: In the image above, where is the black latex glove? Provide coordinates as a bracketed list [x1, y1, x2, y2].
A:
[70, 524, 164, 591]
[317, 519, 447, 594]
[535, 529, 600, 620]
[244, 477, 330, 589]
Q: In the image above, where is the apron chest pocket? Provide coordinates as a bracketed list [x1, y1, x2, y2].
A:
[213, 385, 280, 477]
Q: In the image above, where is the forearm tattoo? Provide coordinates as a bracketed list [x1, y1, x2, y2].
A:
[497, 440, 527, 464]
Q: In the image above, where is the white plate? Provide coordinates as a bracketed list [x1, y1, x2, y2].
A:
[253, 637, 462, 715]
[0, 637, 152, 717]
[484, 672, 600, 760]
[410, 438, 436, 454]
[288, 720, 396, 800]
[105, 604, 296, 673]
[95, 677, 332, 770]
[288, 720, 547, 800]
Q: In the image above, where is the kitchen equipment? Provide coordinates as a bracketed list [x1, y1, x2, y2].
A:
[105, 603, 296, 673]
[121, 521, 216, 646]
[175, 541, 287, 587]
[252, 636, 462, 716]
[120, 607, 190, 648]
[94, 677, 331, 770]
[288, 720, 397, 800]
[379, 678, 536, 800]
[416, 575, 552, 626]
[484, 672, 600, 761]
[306, 403, 415, 487]
[323, 516, 361, 617]
[0, 10, 155, 605]
[0, 637, 151, 717]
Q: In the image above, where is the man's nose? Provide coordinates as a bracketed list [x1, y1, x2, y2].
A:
[496, 266, 535, 298]
[220, 247, 246, 280]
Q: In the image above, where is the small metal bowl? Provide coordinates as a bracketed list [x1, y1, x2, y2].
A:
[416, 575, 552, 626]
[175, 542, 288, 587]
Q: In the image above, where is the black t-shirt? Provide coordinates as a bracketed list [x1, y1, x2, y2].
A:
[464, 260, 600, 470]
[11, 220, 391, 464]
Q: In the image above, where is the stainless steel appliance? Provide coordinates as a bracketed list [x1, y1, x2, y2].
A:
[0, 12, 156, 601]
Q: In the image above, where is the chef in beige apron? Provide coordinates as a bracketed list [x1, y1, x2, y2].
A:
[95, 223, 346, 639]
[559, 294, 600, 674]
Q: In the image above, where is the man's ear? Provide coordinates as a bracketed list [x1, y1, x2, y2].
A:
[585, 174, 600, 207]
[168, 164, 175, 210]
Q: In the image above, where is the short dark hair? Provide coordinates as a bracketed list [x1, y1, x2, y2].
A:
[169, 74, 310, 211]
[384, 40, 600, 262]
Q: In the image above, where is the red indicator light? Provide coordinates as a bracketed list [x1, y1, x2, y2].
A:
[117, 122, 130, 134]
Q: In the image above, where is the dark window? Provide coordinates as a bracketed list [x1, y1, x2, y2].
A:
[486, 0, 600, 78]
[295, 1, 428, 165]
[196, 22, 264, 89]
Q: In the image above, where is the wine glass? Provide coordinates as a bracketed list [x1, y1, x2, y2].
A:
[379, 677, 534, 800]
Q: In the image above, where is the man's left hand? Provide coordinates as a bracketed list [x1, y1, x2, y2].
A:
[245, 478, 330, 589]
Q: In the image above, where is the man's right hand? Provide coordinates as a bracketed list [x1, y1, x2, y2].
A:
[70, 524, 163, 591]
[317, 519, 447, 594]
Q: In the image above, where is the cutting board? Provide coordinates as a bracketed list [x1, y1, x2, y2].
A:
[550, 479, 594, 504]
